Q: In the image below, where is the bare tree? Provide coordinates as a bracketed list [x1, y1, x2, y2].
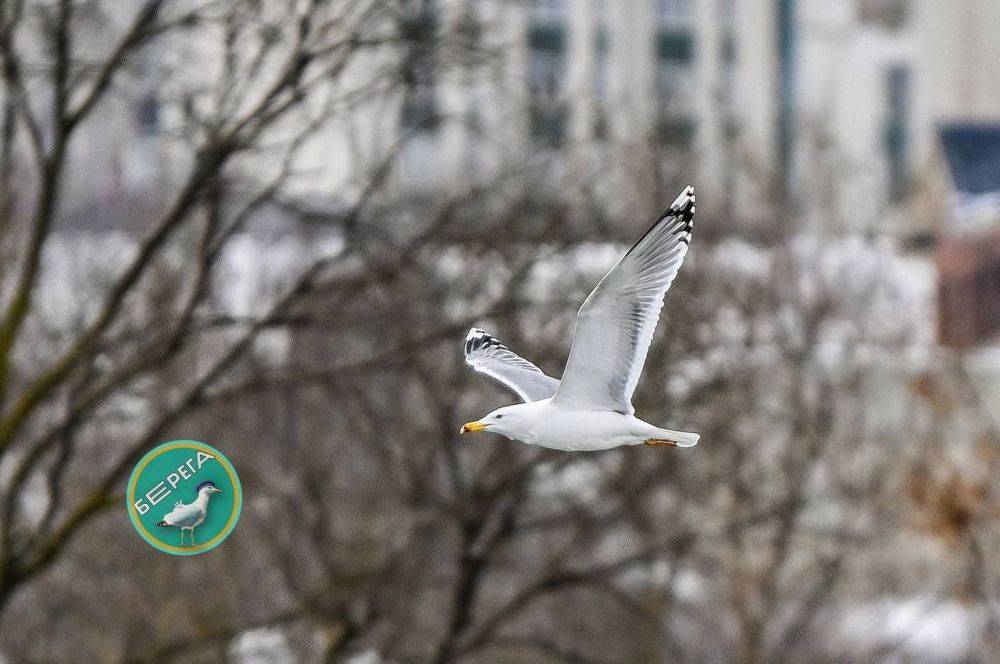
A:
[0, 3, 997, 663]
[0, 0, 484, 616]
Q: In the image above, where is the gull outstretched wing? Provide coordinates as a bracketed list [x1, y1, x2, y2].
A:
[552, 186, 695, 414]
[464, 327, 559, 402]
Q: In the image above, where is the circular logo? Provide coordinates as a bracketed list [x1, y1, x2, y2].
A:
[127, 440, 242, 555]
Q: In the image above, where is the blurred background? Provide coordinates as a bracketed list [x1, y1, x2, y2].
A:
[0, 0, 998, 662]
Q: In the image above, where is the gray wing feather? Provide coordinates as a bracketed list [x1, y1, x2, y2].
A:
[552, 186, 695, 413]
[464, 328, 559, 402]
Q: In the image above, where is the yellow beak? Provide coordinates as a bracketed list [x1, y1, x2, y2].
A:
[460, 421, 487, 434]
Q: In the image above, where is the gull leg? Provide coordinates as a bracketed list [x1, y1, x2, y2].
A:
[191, 527, 196, 546]
[644, 438, 679, 447]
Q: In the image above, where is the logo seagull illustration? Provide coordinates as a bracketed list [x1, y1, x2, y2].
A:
[155, 480, 223, 546]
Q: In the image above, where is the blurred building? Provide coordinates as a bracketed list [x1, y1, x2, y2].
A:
[923, 2, 1000, 353]
[388, 2, 989, 225]
[43, 0, 1000, 347]
[380, 0, 1000, 239]
[936, 125, 1000, 349]
[60, 2, 999, 227]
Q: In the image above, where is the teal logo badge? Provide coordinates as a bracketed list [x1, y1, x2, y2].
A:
[127, 440, 242, 555]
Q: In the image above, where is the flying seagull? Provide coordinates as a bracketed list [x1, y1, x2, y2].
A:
[155, 480, 223, 546]
[460, 185, 699, 451]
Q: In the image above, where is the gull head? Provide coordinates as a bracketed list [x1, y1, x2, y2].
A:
[195, 480, 223, 496]
[460, 404, 527, 439]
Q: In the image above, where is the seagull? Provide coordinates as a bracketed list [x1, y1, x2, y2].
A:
[460, 185, 700, 452]
[155, 480, 223, 546]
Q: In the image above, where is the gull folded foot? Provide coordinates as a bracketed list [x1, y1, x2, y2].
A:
[644, 438, 679, 447]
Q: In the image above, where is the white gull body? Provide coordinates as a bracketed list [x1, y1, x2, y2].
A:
[155, 482, 223, 545]
[478, 398, 695, 452]
[460, 186, 700, 452]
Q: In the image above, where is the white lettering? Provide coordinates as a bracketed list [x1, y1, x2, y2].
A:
[146, 481, 169, 506]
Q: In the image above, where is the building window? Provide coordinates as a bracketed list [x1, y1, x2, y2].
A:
[528, 0, 568, 145]
[884, 64, 910, 202]
[654, 0, 695, 146]
[718, 0, 736, 87]
[592, 0, 610, 139]
[400, 0, 439, 132]
[775, 0, 796, 190]
[136, 92, 161, 136]
[717, 0, 738, 135]
[719, 32, 736, 102]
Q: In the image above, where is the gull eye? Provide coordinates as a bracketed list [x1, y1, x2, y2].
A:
[495, 414, 503, 419]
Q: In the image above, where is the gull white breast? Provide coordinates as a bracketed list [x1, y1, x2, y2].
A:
[460, 186, 700, 452]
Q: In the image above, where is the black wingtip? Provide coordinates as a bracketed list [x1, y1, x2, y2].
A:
[667, 185, 695, 244]
[465, 327, 499, 356]
[669, 185, 695, 223]
[627, 185, 696, 254]
[155, 521, 168, 527]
